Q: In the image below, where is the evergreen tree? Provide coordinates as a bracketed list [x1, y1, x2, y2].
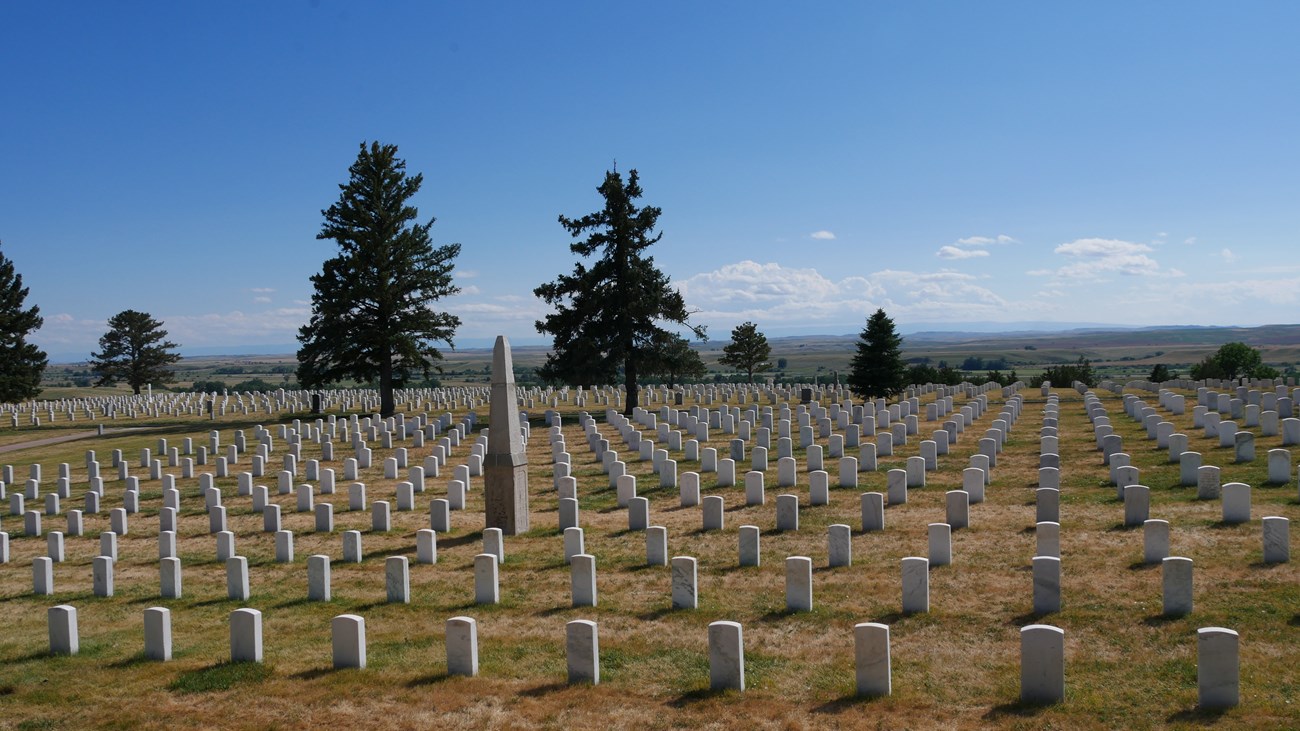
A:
[297, 142, 461, 417]
[847, 309, 907, 399]
[718, 321, 772, 383]
[534, 168, 703, 414]
[0, 242, 48, 402]
[90, 310, 181, 394]
[1149, 363, 1172, 382]
[646, 333, 707, 388]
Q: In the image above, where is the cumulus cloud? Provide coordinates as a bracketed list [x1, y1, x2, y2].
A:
[936, 246, 991, 260]
[252, 296, 271, 304]
[458, 270, 480, 279]
[1184, 236, 1197, 245]
[677, 260, 1025, 327]
[1054, 238, 1152, 258]
[1221, 248, 1238, 263]
[936, 234, 1016, 260]
[809, 230, 836, 240]
[250, 287, 275, 293]
[954, 234, 1017, 247]
[1039, 238, 1172, 280]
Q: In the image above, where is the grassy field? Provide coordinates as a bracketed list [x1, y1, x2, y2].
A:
[0, 380, 1296, 729]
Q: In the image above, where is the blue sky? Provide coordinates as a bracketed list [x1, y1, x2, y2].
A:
[2, 1, 1298, 360]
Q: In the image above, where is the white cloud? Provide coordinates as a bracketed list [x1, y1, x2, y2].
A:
[936, 246, 991, 260]
[1039, 238, 1173, 281]
[453, 285, 482, 297]
[33, 307, 313, 352]
[252, 296, 272, 304]
[677, 260, 1028, 327]
[1184, 236, 1197, 245]
[250, 287, 275, 293]
[1054, 238, 1153, 258]
[458, 270, 480, 279]
[955, 234, 1017, 247]
[809, 230, 836, 240]
[936, 234, 1015, 260]
[1220, 248, 1238, 263]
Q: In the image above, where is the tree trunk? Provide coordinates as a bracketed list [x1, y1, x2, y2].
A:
[380, 354, 395, 418]
[623, 355, 638, 416]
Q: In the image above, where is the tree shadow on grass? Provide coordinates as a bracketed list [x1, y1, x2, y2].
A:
[1288, 614, 1300, 627]
[1127, 560, 1159, 571]
[273, 596, 319, 609]
[983, 698, 1054, 721]
[1167, 706, 1230, 725]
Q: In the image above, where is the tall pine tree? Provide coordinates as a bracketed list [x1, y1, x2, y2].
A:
[847, 309, 907, 399]
[0, 242, 47, 402]
[534, 168, 703, 414]
[297, 142, 461, 417]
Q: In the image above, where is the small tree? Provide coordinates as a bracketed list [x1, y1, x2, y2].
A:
[1188, 342, 1277, 381]
[534, 168, 703, 414]
[90, 310, 181, 394]
[646, 333, 707, 388]
[1030, 356, 1096, 388]
[1149, 363, 1172, 382]
[847, 309, 907, 399]
[0, 242, 48, 402]
[297, 141, 461, 417]
[718, 321, 771, 383]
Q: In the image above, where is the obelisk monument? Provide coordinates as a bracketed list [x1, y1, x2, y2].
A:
[484, 335, 529, 534]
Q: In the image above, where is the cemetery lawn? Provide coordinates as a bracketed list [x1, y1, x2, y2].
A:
[0, 385, 1296, 729]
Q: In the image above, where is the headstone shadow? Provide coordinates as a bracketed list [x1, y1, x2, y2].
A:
[983, 698, 1053, 720]
[1166, 706, 1229, 724]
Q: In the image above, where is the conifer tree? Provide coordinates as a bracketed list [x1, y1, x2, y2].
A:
[90, 310, 181, 394]
[534, 168, 702, 414]
[0, 242, 47, 402]
[718, 321, 772, 383]
[646, 333, 707, 388]
[297, 142, 461, 417]
[847, 309, 907, 399]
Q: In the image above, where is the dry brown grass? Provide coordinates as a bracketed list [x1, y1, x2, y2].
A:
[0, 385, 1296, 729]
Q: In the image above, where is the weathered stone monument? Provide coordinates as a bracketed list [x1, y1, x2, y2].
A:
[485, 336, 529, 534]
